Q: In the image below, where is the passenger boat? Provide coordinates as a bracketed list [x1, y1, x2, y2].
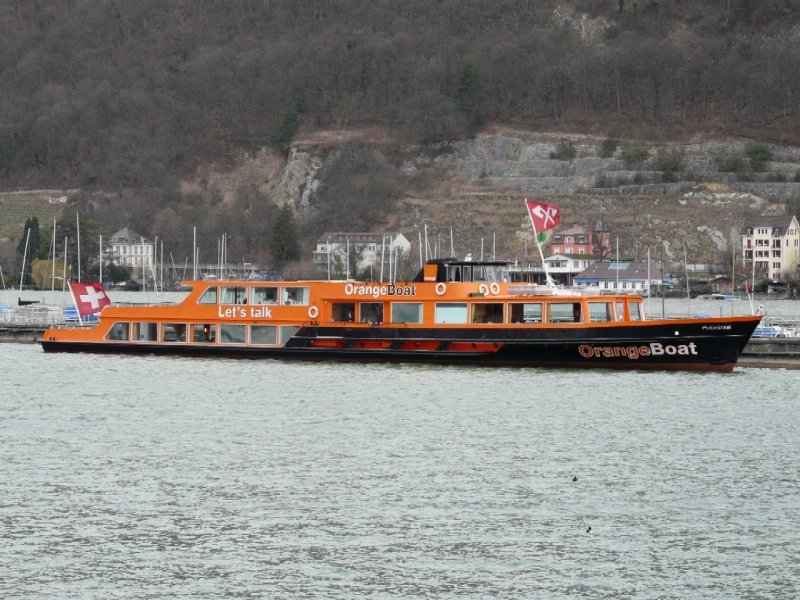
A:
[39, 259, 762, 372]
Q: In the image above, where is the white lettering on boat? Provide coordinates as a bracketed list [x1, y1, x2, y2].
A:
[344, 283, 417, 297]
[578, 342, 698, 360]
[218, 306, 272, 319]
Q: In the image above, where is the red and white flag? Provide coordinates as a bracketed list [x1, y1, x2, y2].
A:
[68, 281, 111, 317]
[525, 200, 561, 232]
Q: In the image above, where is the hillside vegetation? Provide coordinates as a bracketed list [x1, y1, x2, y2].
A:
[3, 1, 800, 274]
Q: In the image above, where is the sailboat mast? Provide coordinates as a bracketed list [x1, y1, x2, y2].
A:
[18, 227, 31, 294]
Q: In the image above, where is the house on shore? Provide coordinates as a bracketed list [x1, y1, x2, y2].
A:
[313, 232, 411, 276]
[109, 227, 154, 272]
[741, 215, 800, 282]
[574, 260, 664, 294]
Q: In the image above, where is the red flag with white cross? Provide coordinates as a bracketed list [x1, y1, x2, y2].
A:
[525, 200, 561, 232]
[68, 281, 111, 317]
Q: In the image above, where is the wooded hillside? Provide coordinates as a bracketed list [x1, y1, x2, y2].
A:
[3, 1, 800, 277]
[3, 0, 800, 188]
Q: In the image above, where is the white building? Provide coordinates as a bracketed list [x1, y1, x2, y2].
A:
[574, 261, 664, 293]
[313, 232, 411, 276]
[741, 215, 800, 281]
[109, 227, 155, 271]
[542, 254, 597, 285]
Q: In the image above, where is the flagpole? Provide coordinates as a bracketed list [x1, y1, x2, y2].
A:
[525, 200, 555, 287]
[67, 282, 82, 325]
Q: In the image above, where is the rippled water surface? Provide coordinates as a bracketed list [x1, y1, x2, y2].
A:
[1, 344, 799, 598]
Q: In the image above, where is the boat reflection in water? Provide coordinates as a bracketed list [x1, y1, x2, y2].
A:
[40, 259, 762, 372]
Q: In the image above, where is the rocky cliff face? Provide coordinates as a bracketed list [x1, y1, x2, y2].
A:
[278, 129, 797, 267]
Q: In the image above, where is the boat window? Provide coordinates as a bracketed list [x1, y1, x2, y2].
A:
[462, 265, 472, 282]
[220, 324, 246, 344]
[332, 302, 356, 322]
[588, 302, 613, 322]
[548, 302, 583, 323]
[391, 303, 423, 324]
[191, 323, 216, 343]
[447, 265, 462, 282]
[198, 287, 218, 304]
[435, 303, 468, 324]
[629, 302, 643, 321]
[132, 322, 158, 341]
[280, 325, 299, 345]
[221, 286, 247, 305]
[483, 265, 510, 283]
[473, 266, 486, 282]
[282, 287, 308, 305]
[509, 303, 542, 324]
[471, 303, 503, 324]
[251, 286, 278, 305]
[162, 323, 187, 342]
[106, 322, 129, 341]
[250, 325, 277, 345]
[616, 301, 626, 321]
[359, 302, 383, 324]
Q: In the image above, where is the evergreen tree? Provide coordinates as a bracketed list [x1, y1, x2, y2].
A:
[16, 217, 42, 259]
[455, 62, 483, 137]
[269, 204, 300, 268]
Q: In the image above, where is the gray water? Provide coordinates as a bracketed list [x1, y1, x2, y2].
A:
[1, 344, 799, 599]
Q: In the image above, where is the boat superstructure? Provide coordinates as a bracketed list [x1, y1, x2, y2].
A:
[40, 259, 762, 372]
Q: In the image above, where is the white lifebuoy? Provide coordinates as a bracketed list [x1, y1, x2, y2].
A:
[435, 282, 447, 296]
[478, 283, 489, 295]
[489, 282, 500, 295]
[308, 306, 319, 319]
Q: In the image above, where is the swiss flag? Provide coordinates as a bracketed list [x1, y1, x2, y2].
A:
[68, 281, 111, 316]
[525, 199, 561, 232]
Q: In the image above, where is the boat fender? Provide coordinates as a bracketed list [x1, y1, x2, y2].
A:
[489, 282, 500, 295]
[478, 284, 489, 295]
[308, 305, 319, 319]
[435, 282, 447, 296]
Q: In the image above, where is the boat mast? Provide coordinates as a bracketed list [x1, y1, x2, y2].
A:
[62, 236, 68, 292]
[731, 244, 735, 316]
[379, 235, 385, 282]
[76, 213, 81, 283]
[646, 247, 651, 318]
[18, 227, 30, 296]
[192, 226, 197, 280]
[51, 218, 57, 292]
[684, 243, 690, 317]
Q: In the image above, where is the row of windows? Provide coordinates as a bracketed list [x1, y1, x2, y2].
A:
[329, 301, 642, 325]
[107, 322, 299, 345]
[198, 286, 309, 306]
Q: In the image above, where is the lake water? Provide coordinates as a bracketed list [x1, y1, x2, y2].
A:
[1, 344, 799, 598]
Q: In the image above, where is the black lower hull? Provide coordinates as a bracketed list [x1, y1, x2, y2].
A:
[40, 319, 760, 372]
